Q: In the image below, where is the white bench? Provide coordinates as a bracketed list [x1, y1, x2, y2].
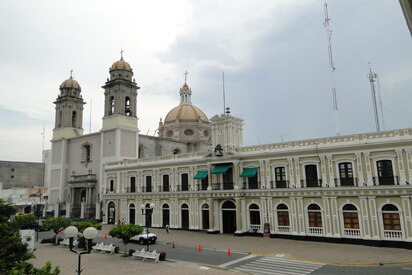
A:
[132, 248, 160, 263]
[60, 238, 78, 247]
[92, 242, 115, 254]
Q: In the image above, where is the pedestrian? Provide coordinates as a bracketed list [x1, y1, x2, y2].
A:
[121, 218, 125, 225]
[166, 224, 169, 234]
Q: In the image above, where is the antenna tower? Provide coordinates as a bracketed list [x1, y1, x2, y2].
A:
[222, 72, 226, 114]
[368, 68, 380, 131]
[324, 3, 340, 136]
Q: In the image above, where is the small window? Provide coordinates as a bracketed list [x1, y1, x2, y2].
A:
[184, 129, 194, 136]
[167, 130, 173, 137]
[204, 130, 209, 136]
[173, 148, 181, 155]
[82, 143, 91, 162]
[11, 168, 14, 172]
[11, 175, 14, 179]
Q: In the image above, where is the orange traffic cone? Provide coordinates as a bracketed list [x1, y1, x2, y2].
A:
[198, 245, 202, 252]
[172, 242, 176, 248]
[103, 233, 108, 239]
[227, 248, 232, 256]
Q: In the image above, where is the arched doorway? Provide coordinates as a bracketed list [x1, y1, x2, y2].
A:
[145, 203, 152, 227]
[129, 203, 136, 224]
[181, 203, 189, 229]
[162, 204, 170, 227]
[108, 202, 115, 224]
[222, 201, 236, 233]
[201, 204, 209, 230]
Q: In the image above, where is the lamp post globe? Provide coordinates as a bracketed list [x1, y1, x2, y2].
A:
[83, 227, 97, 239]
[64, 226, 78, 238]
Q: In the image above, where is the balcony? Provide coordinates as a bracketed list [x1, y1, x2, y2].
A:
[159, 185, 170, 192]
[270, 180, 289, 189]
[277, 226, 290, 233]
[302, 179, 322, 188]
[373, 176, 398, 186]
[384, 230, 403, 240]
[308, 227, 323, 235]
[242, 181, 261, 190]
[335, 177, 358, 187]
[196, 183, 208, 191]
[176, 185, 189, 191]
[343, 228, 361, 237]
[212, 182, 234, 190]
[249, 224, 261, 232]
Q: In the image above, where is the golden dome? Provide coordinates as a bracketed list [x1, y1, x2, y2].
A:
[60, 77, 81, 90]
[110, 58, 132, 71]
[164, 104, 208, 123]
[181, 83, 190, 91]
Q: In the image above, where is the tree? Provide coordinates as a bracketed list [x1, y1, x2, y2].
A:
[0, 198, 16, 223]
[42, 217, 72, 243]
[9, 261, 60, 275]
[72, 221, 102, 232]
[109, 224, 143, 255]
[12, 214, 37, 230]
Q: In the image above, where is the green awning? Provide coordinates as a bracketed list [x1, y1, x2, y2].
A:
[240, 167, 259, 177]
[194, 171, 208, 179]
[211, 165, 231, 174]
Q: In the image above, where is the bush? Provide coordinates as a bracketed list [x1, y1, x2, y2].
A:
[11, 214, 36, 230]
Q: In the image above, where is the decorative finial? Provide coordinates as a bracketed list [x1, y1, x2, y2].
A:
[70, 69, 73, 79]
[120, 49, 124, 60]
[183, 70, 189, 83]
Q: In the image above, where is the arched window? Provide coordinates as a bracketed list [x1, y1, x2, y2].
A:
[162, 203, 169, 227]
[81, 143, 91, 162]
[307, 204, 322, 228]
[129, 203, 135, 224]
[72, 111, 77, 127]
[342, 204, 359, 229]
[249, 204, 261, 230]
[145, 176, 152, 192]
[377, 160, 395, 185]
[130, 177, 136, 193]
[173, 148, 181, 155]
[222, 201, 236, 209]
[201, 204, 209, 230]
[162, 174, 170, 192]
[276, 204, 290, 229]
[275, 167, 287, 188]
[181, 173, 189, 191]
[382, 204, 401, 231]
[109, 179, 114, 192]
[109, 96, 115, 115]
[125, 96, 131, 116]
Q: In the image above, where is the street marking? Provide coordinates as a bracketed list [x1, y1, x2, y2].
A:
[219, 254, 257, 267]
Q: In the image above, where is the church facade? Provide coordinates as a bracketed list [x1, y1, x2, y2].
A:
[49, 56, 211, 219]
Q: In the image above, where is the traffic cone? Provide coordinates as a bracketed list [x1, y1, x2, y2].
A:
[227, 248, 232, 256]
[172, 242, 176, 248]
[198, 245, 202, 252]
[103, 233, 108, 239]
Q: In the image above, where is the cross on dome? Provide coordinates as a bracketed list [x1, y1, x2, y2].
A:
[183, 70, 189, 83]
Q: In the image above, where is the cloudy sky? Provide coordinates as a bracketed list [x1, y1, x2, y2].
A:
[0, 0, 411, 162]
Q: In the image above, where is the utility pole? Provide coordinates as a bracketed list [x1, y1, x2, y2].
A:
[324, 2, 340, 136]
[368, 68, 380, 131]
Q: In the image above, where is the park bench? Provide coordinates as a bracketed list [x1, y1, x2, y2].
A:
[132, 248, 160, 263]
[92, 242, 115, 254]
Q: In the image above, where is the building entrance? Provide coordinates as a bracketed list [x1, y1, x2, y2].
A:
[222, 201, 236, 233]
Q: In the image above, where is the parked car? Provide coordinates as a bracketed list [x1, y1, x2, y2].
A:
[130, 230, 157, 245]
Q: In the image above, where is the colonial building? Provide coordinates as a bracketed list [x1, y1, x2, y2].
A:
[103, 127, 412, 244]
[48, 56, 211, 219]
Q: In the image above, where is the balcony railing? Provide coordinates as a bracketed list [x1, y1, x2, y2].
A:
[343, 228, 361, 237]
[159, 185, 170, 192]
[384, 230, 402, 239]
[277, 225, 290, 233]
[308, 227, 323, 235]
[249, 224, 261, 232]
[105, 188, 116, 193]
[242, 181, 261, 190]
[196, 183, 208, 191]
[373, 176, 398, 186]
[302, 179, 322, 188]
[212, 182, 234, 190]
[335, 177, 358, 187]
[124, 187, 137, 193]
[175, 185, 189, 191]
[269, 180, 289, 189]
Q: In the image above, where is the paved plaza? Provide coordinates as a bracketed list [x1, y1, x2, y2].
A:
[30, 225, 412, 275]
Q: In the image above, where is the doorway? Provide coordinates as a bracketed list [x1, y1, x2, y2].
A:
[222, 201, 236, 233]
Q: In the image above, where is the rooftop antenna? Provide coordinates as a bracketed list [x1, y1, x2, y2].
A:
[222, 72, 226, 114]
[89, 98, 92, 133]
[368, 67, 380, 131]
[324, 2, 340, 136]
[376, 73, 386, 130]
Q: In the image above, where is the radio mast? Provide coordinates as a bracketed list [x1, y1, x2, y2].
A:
[368, 68, 380, 131]
[324, 3, 340, 136]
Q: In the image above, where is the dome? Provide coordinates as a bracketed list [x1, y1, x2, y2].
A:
[110, 58, 132, 71]
[60, 77, 81, 90]
[164, 104, 209, 123]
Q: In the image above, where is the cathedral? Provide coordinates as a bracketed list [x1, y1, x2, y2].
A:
[48, 55, 412, 245]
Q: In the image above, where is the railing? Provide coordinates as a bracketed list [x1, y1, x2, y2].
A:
[308, 227, 323, 235]
[212, 182, 234, 190]
[159, 185, 170, 192]
[302, 179, 322, 188]
[343, 228, 361, 237]
[277, 226, 290, 233]
[335, 178, 358, 187]
[196, 183, 208, 191]
[384, 230, 402, 239]
[176, 185, 189, 191]
[373, 176, 398, 186]
[249, 224, 261, 232]
[140, 186, 152, 193]
[124, 187, 137, 193]
[242, 181, 261, 190]
[269, 180, 289, 189]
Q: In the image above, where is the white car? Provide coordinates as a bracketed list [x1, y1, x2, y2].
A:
[130, 230, 157, 245]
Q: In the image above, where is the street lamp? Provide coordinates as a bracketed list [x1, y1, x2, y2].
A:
[140, 203, 154, 252]
[64, 226, 97, 275]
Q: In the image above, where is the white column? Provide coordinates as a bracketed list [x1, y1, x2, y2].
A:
[54, 203, 59, 218]
[95, 201, 101, 220]
[405, 149, 412, 183]
[287, 157, 295, 188]
[320, 155, 328, 187]
[367, 196, 379, 239]
[396, 149, 407, 185]
[355, 153, 365, 186]
[401, 196, 412, 240]
[296, 197, 305, 235]
[359, 196, 371, 239]
[294, 158, 301, 188]
[65, 202, 71, 218]
[322, 197, 332, 237]
[364, 152, 374, 186]
[327, 155, 335, 187]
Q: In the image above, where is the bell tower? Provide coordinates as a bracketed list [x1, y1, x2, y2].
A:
[102, 53, 139, 130]
[52, 73, 85, 140]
